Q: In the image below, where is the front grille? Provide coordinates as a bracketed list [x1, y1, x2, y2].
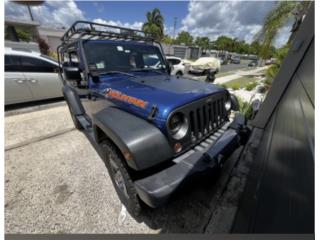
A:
[188, 96, 226, 143]
[168, 93, 228, 155]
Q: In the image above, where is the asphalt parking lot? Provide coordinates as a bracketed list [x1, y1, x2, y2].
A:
[5, 100, 253, 233]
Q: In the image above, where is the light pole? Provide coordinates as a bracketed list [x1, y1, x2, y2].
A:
[12, 1, 44, 21]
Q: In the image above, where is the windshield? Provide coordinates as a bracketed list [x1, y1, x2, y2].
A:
[83, 41, 167, 73]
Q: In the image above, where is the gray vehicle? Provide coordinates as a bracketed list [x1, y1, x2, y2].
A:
[5, 48, 63, 105]
[59, 21, 250, 216]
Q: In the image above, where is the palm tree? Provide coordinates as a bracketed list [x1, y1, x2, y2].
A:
[257, 1, 312, 87]
[142, 8, 164, 41]
[256, 1, 312, 59]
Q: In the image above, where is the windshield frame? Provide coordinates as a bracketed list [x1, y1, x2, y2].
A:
[82, 40, 169, 76]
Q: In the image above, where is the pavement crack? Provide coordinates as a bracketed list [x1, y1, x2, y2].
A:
[5, 127, 75, 151]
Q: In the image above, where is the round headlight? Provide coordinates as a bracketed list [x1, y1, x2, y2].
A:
[225, 99, 232, 111]
[168, 112, 188, 140]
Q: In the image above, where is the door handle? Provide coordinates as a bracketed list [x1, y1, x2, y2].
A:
[14, 79, 25, 84]
[27, 78, 38, 83]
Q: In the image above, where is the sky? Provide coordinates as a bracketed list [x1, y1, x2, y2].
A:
[5, 0, 292, 47]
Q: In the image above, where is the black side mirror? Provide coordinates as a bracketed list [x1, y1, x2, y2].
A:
[88, 64, 100, 83]
[62, 62, 81, 81]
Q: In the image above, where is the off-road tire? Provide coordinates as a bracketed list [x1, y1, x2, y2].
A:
[66, 101, 83, 130]
[100, 139, 141, 216]
[176, 71, 183, 78]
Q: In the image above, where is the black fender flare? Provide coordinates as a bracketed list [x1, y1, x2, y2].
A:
[62, 85, 85, 116]
[92, 107, 173, 171]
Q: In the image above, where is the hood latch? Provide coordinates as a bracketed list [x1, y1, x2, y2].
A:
[148, 105, 158, 121]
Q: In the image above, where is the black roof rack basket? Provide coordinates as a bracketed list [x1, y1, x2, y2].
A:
[61, 20, 154, 45]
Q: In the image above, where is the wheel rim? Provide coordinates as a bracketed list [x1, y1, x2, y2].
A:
[109, 156, 129, 199]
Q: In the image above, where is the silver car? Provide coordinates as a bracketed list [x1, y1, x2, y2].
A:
[5, 48, 63, 105]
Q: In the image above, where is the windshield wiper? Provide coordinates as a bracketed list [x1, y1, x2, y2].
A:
[99, 71, 136, 78]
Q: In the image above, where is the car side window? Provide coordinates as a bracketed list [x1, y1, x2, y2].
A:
[5, 55, 21, 72]
[20, 56, 57, 73]
[168, 59, 180, 65]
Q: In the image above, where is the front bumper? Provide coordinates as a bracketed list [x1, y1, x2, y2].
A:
[134, 114, 250, 208]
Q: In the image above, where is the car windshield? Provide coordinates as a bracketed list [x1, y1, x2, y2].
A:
[83, 41, 167, 73]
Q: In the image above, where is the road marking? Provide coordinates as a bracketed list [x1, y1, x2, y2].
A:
[5, 127, 75, 151]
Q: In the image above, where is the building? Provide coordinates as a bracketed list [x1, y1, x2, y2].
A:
[38, 27, 65, 52]
[162, 44, 202, 60]
[5, 17, 40, 52]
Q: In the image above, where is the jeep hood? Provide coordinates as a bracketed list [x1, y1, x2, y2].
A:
[94, 72, 226, 122]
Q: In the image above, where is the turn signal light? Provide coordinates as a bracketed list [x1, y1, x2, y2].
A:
[173, 143, 182, 153]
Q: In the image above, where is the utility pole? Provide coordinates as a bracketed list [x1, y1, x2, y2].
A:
[173, 17, 177, 40]
[27, 5, 34, 21]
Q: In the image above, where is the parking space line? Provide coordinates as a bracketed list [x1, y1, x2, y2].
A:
[5, 127, 75, 151]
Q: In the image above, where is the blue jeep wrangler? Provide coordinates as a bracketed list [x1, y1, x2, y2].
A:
[58, 21, 249, 216]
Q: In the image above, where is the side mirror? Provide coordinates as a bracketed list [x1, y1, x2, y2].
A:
[88, 64, 100, 83]
[62, 62, 81, 81]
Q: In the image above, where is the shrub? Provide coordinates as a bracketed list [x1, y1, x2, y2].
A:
[245, 82, 258, 91]
[216, 83, 228, 89]
[48, 51, 58, 60]
[36, 37, 50, 55]
[238, 98, 254, 120]
[231, 84, 241, 90]
[16, 28, 32, 42]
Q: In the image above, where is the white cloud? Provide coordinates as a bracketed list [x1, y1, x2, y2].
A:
[92, 18, 143, 31]
[5, 0, 85, 28]
[180, 1, 291, 46]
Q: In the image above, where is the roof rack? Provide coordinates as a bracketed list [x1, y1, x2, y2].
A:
[60, 20, 154, 46]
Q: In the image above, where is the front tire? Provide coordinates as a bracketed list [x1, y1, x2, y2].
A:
[100, 140, 141, 216]
[176, 71, 183, 78]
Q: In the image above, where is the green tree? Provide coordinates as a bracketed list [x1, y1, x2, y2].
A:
[142, 8, 164, 41]
[257, 1, 311, 88]
[212, 36, 234, 51]
[249, 41, 261, 55]
[175, 31, 193, 46]
[162, 34, 174, 45]
[15, 28, 32, 42]
[194, 36, 210, 50]
[265, 44, 290, 87]
[256, 1, 311, 59]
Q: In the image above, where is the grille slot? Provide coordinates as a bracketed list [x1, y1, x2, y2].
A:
[189, 97, 226, 142]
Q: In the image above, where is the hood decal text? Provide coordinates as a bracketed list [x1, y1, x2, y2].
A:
[105, 88, 148, 109]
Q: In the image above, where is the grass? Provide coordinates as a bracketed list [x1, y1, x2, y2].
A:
[216, 71, 236, 78]
[245, 81, 258, 91]
[223, 75, 257, 90]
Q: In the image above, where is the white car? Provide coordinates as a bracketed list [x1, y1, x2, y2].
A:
[189, 57, 221, 75]
[5, 47, 63, 105]
[166, 56, 186, 77]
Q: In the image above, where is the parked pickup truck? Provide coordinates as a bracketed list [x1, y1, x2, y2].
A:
[58, 21, 250, 216]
